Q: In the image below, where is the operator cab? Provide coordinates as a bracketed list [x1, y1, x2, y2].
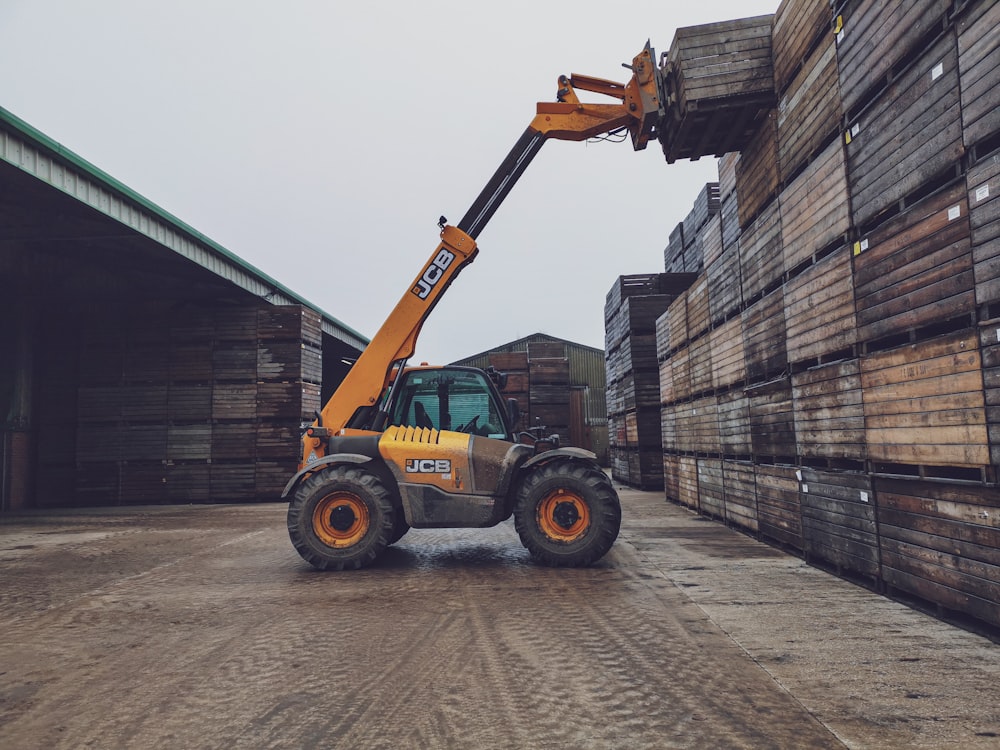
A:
[386, 366, 515, 441]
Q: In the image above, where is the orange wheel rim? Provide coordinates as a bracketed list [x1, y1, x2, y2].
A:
[537, 488, 590, 543]
[313, 492, 370, 548]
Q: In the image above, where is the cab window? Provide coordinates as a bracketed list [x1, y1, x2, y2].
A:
[389, 369, 507, 439]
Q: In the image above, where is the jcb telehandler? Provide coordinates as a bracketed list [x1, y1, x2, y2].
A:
[283, 45, 665, 570]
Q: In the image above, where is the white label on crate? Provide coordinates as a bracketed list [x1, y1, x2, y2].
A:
[837, 29, 845, 45]
[977, 184, 991, 202]
[851, 123, 861, 138]
[860, 238, 869, 252]
[995, 327, 1000, 343]
[796, 470, 803, 482]
[948, 205, 961, 221]
[931, 62, 944, 80]
[860, 491, 870, 503]
[802, 483, 809, 494]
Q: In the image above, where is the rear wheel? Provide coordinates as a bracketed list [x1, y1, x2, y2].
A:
[514, 460, 621, 567]
[287, 465, 395, 570]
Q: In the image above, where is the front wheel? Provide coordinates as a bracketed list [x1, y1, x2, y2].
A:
[514, 460, 621, 567]
[287, 465, 396, 570]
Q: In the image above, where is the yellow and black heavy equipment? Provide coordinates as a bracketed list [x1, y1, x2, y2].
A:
[283, 45, 665, 570]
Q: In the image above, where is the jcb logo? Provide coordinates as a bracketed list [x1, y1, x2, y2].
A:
[412, 248, 455, 299]
[405, 459, 451, 474]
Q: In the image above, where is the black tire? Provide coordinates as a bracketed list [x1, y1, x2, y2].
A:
[513, 460, 622, 567]
[286, 465, 396, 570]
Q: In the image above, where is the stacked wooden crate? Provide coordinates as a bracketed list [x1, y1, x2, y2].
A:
[526, 341, 570, 439]
[649, 0, 1000, 629]
[489, 351, 530, 431]
[74, 303, 321, 505]
[606, 274, 693, 488]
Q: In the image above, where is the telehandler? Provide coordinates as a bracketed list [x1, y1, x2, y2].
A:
[283, 44, 665, 570]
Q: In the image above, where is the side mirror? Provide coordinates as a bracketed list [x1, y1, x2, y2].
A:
[506, 397, 520, 431]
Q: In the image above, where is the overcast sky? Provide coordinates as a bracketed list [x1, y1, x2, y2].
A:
[1, 0, 777, 365]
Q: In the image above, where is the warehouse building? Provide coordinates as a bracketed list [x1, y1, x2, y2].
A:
[0, 107, 368, 511]
[452, 333, 609, 464]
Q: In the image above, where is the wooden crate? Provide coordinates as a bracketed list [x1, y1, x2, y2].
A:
[120, 424, 168, 461]
[957, 0, 1000, 149]
[739, 201, 783, 303]
[800, 468, 880, 580]
[627, 449, 665, 490]
[670, 345, 692, 402]
[166, 462, 211, 503]
[718, 390, 751, 457]
[792, 358, 866, 462]
[683, 183, 722, 247]
[256, 461, 295, 500]
[529, 357, 570, 385]
[756, 463, 804, 551]
[674, 395, 720, 455]
[665, 223, 685, 273]
[707, 240, 742, 326]
[697, 457, 726, 519]
[861, 330, 989, 469]
[748, 376, 796, 460]
[625, 407, 662, 450]
[784, 247, 857, 366]
[168, 385, 211, 421]
[167, 424, 211, 461]
[854, 180, 974, 344]
[212, 343, 257, 382]
[259, 305, 323, 348]
[688, 334, 714, 396]
[742, 286, 788, 383]
[661, 404, 677, 451]
[721, 195, 742, 251]
[256, 421, 299, 460]
[969, 152, 1000, 310]
[169, 342, 213, 383]
[215, 307, 258, 342]
[835, 0, 953, 116]
[659, 15, 776, 162]
[777, 30, 842, 180]
[119, 462, 168, 504]
[735, 110, 780, 229]
[772, 0, 833, 93]
[710, 315, 747, 392]
[667, 294, 689, 352]
[700, 214, 724, 272]
[875, 476, 1000, 629]
[655, 309, 671, 360]
[718, 152, 740, 205]
[489, 351, 529, 371]
[780, 138, 850, 273]
[976, 321, 1000, 466]
[663, 452, 681, 502]
[687, 275, 711, 341]
[212, 423, 256, 460]
[845, 31, 964, 230]
[212, 383, 257, 421]
[257, 382, 321, 421]
[723, 459, 758, 533]
[621, 371, 660, 413]
[677, 455, 700, 510]
[210, 462, 256, 500]
[658, 359, 675, 407]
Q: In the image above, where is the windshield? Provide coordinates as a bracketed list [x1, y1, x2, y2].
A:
[388, 368, 507, 439]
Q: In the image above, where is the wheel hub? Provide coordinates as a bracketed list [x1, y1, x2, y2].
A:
[328, 504, 357, 532]
[552, 500, 580, 530]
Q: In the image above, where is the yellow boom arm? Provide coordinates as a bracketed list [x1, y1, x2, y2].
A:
[303, 44, 663, 465]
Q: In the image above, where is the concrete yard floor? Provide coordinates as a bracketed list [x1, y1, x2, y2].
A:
[1, 485, 998, 749]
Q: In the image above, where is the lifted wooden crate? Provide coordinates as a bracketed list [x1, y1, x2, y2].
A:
[658, 15, 776, 163]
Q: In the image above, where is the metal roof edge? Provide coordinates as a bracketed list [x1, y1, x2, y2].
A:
[0, 105, 369, 349]
[450, 332, 605, 365]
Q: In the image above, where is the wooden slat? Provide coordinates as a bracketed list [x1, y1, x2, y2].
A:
[874, 476, 1000, 628]
[748, 376, 796, 459]
[687, 275, 711, 340]
[781, 138, 850, 272]
[836, 0, 953, 115]
[756, 463, 803, 550]
[861, 330, 989, 468]
[739, 200, 783, 303]
[845, 31, 964, 229]
[688, 334, 714, 396]
[698, 457, 726, 520]
[854, 180, 974, 343]
[736, 111, 780, 228]
[772, 0, 832, 92]
[800, 468, 879, 579]
[678, 455, 700, 510]
[969, 152, 1000, 309]
[777, 31, 841, 180]
[792, 358, 866, 461]
[742, 286, 787, 383]
[784, 248, 857, 365]
[707, 239, 742, 325]
[710, 315, 747, 392]
[978, 321, 1000, 466]
[723, 459, 758, 532]
[718, 390, 751, 457]
[956, 0, 1000, 148]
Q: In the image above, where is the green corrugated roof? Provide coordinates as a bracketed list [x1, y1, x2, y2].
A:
[0, 105, 368, 350]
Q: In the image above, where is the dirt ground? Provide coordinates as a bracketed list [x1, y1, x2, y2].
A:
[1, 485, 999, 750]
